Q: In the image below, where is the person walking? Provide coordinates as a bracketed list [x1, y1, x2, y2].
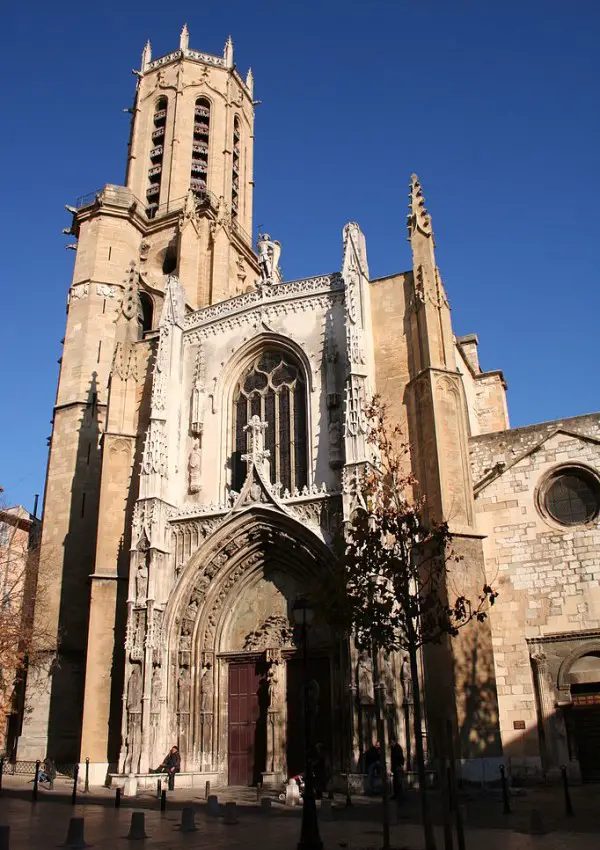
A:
[390, 739, 405, 801]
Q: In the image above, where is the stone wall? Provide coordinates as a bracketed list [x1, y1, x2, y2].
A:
[472, 417, 600, 775]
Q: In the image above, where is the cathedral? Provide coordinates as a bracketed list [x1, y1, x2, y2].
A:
[19, 27, 600, 789]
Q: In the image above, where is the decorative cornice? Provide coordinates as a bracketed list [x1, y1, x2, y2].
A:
[146, 48, 226, 73]
[168, 485, 340, 523]
[184, 274, 344, 340]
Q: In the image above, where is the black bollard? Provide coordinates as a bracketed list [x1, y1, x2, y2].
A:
[32, 760, 40, 802]
[561, 766, 574, 817]
[115, 787, 121, 809]
[84, 758, 90, 793]
[0, 825, 9, 850]
[160, 789, 167, 812]
[500, 764, 511, 815]
[0, 757, 4, 796]
[204, 780, 210, 801]
[443, 767, 454, 850]
[71, 763, 79, 805]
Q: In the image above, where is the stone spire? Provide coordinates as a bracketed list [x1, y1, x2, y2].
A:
[406, 172, 453, 371]
[180, 23, 189, 50]
[224, 35, 234, 68]
[245, 67, 254, 97]
[141, 40, 152, 72]
[407, 173, 433, 239]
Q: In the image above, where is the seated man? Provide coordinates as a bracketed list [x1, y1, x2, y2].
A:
[153, 745, 181, 790]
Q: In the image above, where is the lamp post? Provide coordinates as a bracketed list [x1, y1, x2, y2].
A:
[292, 597, 323, 850]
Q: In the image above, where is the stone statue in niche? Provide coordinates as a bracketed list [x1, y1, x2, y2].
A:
[126, 664, 142, 714]
[400, 653, 413, 704]
[135, 558, 148, 604]
[200, 663, 213, 712]
[267, 662, 281, 710]
[177, 666, 191, 714]
[382, 655, 395, 705]
[188, 439, 202, 494]
[358, 651, 374, 705]
[324, 344, 339, 408]
[151, 665, 161, 709]
[328, 418, 343, 469]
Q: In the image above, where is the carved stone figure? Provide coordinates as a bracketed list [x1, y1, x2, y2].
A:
[328, 419, 343, 469]
[177, 666, 191, 714]
[151, 666, 161, 709]
[382, 655, 395, 704]
[358, 651, 374, 705]
[188, 439, 202, 493]
[200, 663, 213, 712]
[256, 233, 281, 282]
[325, 344, 339, 408]
[267, 663, 281, 710]
[126, 664, 142, 713]
[400, 653, 413, 704]
[135, 559, 148, 604]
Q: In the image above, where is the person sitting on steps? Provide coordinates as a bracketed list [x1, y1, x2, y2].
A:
[152, 745, 180, 790]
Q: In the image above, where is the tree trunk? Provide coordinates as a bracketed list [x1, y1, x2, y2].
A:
[410, 645, 436, 850]
[373, 649, 390, 850]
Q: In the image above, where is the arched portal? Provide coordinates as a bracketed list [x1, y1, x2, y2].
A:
[161, 508, 341, 786]
[558, 645, 600, 781]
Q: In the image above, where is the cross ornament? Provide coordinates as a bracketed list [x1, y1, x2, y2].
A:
[241, 415, 271, 472]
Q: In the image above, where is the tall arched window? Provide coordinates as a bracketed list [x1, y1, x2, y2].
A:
[231, 116, 240, 219]
[146, 97, 168, 218]
[191, 97, 210, 198]
[232, 350, 307, 493]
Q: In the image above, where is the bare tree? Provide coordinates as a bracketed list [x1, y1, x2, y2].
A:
[324, 398, 497, 850]
[0, 488, 52, 755]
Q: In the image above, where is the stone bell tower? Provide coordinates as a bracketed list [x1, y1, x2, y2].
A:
[126, 25, 258, 306]
[18, 26, 259, 774]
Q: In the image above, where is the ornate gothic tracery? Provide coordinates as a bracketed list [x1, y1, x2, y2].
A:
[231, 350, 307, 493]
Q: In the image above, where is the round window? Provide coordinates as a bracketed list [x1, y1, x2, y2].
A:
[544, 469, 600, 526]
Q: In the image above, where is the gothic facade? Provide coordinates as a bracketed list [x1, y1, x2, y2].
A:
[20, 27, 600, 787]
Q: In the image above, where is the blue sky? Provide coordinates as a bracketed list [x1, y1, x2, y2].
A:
[1, 0, 599, 511]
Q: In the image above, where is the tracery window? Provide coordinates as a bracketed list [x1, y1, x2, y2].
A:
[146, 97, 168, 218]
[232, 350, 307, 493]
[191, 97, 210, 198]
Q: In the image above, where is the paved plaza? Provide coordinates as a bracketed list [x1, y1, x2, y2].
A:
[1, 776, 600, 850]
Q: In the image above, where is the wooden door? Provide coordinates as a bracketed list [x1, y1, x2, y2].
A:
[572, 686, 600, 781]
[228, 662, 264, 785]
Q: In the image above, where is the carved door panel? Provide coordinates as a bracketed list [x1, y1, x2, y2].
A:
[228, 662, 264, 786]
[286, 656, 332, 777]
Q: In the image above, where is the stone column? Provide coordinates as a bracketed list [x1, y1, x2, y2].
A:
[263, 651, 286, 785]
[531, 650, 559, 774]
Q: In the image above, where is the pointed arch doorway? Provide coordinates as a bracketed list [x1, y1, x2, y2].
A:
[165, 509, 341, 787]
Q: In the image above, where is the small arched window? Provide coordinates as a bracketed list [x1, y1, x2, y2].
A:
[191, 97, 210, 198]
[232, 350, 307, 493]
[138, 291, 154, 335]
[231, 116, 240, 218]
[147, 97, 168, 218]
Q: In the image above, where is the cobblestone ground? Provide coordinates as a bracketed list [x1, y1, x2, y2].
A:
[0, 776, 599, 849]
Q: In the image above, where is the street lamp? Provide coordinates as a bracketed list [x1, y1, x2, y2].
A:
[292, 597, 323, 850]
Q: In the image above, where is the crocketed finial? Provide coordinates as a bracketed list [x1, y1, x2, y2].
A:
[407, 173, 433, 238]
[180, 23, 189, 51]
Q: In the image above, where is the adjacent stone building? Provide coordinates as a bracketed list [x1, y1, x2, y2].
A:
[18, 26, 600, 786]
[0, 504, 40, 757]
